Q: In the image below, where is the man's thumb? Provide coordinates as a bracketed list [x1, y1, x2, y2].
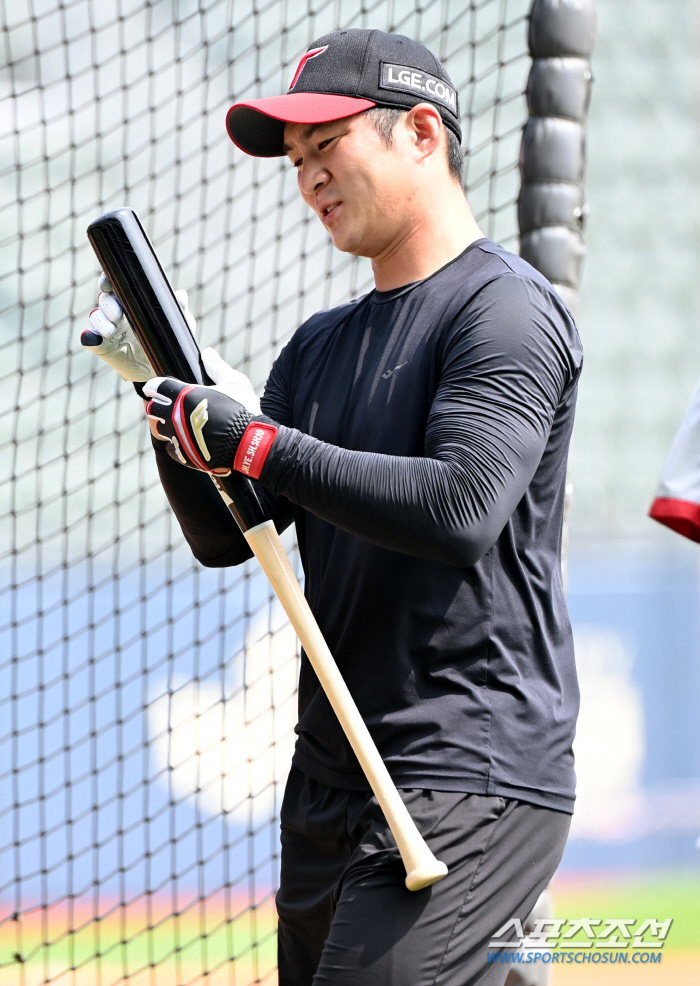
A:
[201, 347, 229, 384]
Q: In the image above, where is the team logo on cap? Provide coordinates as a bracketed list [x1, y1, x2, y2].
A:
[288, 45, 329, 91]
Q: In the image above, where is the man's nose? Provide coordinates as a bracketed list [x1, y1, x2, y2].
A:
[298, 165, 329, 198]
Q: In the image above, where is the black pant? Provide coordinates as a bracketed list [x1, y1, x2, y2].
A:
[277, 768, 570, 986]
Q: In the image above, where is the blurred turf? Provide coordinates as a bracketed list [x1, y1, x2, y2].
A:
[551, 869, 700, 952]
[3, 872, 698, 982]
[0, 899, 277, 983]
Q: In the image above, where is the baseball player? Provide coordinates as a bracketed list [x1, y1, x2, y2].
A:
[649, 378, 700, 541]
[83, 29, 582, 986]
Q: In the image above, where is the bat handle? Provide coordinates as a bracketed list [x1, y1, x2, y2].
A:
[211, 473, 270, 531]
[243, 519, 448, 892]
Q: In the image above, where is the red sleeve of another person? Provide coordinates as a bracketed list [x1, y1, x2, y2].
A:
[649, 379, 700, 543]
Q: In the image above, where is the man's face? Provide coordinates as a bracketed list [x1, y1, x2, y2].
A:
[283, 112, 421, 259]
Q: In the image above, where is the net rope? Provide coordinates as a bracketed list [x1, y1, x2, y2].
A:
[0, 1, 530, 982]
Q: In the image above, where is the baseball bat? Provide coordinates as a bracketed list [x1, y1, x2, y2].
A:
[87, 207, 448, 891]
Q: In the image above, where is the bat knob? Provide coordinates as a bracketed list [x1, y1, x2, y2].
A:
[404, 858, 448, 892]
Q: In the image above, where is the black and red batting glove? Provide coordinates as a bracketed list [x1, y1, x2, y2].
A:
[142, 377, 278, 479]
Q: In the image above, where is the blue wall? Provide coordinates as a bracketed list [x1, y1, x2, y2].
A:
[562, 548, 700, 871]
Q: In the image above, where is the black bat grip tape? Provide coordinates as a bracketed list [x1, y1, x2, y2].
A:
[87, 207, 269, 533]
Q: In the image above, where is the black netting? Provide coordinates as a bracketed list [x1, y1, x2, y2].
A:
[0, 1, 531, 982]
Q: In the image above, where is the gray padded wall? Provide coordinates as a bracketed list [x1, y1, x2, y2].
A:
[519, 0, 597, 313]
[508, 7, 597, 982]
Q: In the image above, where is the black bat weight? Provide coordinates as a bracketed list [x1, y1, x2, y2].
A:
[87, 207, 268, 533]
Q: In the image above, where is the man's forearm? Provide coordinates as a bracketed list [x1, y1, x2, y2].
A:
[153, 441, 293, 567]
[257, 425, 547, 568]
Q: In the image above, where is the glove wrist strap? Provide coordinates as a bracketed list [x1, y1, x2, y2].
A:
[233, 420, 279, 479]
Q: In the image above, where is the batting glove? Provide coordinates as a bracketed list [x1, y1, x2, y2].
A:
[199, 347, 261, 414]
[142, 377, 278, 479]
[81, 274, 197, 382]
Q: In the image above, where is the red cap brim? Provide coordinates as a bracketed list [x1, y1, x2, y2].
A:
[226, 93, 376, 157]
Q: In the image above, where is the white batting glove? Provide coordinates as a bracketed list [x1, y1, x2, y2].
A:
[81, 275, 197, 382]
[82, 274, 152, 382]
[200, 347, 261, 414]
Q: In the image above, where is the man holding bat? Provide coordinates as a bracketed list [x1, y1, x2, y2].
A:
[83, 29, 581, 986]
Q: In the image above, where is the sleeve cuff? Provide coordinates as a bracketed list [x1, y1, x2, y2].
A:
[649, 496, 700, 543]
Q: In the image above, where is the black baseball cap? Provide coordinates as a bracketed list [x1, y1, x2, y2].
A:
[226, 28, 462, 157]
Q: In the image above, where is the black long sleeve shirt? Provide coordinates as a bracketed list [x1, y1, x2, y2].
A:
[154, 239, 583, 812]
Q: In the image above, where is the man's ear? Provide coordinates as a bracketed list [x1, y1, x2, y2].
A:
[405, 103, 443, 161]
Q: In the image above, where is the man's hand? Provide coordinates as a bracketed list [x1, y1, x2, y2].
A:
[199, 347, 261, 415]
[82, 274, 153, 381]
[82, 275, 262, 446]
[82, 275, 199, 382]
[143, 377, 276, 478]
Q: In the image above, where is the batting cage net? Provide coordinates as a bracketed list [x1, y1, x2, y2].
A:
[1, 1, 532, 982]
